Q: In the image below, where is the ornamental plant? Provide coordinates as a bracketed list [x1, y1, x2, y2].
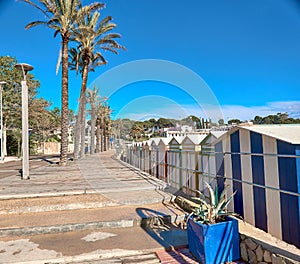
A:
[188, 181, 241, 224]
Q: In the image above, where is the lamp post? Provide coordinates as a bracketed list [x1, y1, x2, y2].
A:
[15, 63, 33, 180]
[0, 81, 6, 161]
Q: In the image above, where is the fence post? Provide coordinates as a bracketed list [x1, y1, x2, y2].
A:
[179, 148, 183, 189]
[139, 146, 142, 169]
[165, 150, 168, 182]
[156, 147, 159, 178]
[195, 151, 199, 196]
[149, 149, 152, 175]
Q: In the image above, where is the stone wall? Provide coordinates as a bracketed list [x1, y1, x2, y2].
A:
[240, 235, 298, 264]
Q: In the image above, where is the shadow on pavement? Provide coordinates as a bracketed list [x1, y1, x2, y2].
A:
[136, 207, 188, 249]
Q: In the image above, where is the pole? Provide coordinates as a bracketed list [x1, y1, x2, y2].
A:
[14, 63, 33, 180]
[21, 80, 29, 179]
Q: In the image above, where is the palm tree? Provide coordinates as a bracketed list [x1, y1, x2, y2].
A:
[70, 10, 124, 159]
[96, 105, 111, 153]
[23, 0, 103, 165]
[87, 85, 108, 155]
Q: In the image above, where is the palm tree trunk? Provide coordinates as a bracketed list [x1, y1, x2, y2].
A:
[79, 64, 89, 158]
[90, 106, 96, 154]
[60, 35, 69, 166]
[73, 113, 81, 159]
[103, 117, 106, 151]
[96, 119, 101, 153]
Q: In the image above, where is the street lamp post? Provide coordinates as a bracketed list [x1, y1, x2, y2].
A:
[15, 63, 33, 180]
[0, 81, 6, 161]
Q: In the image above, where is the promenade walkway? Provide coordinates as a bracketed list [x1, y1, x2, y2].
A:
[0, 150, 192, 263]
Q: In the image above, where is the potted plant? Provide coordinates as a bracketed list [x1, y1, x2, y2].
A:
[186, 181, 241, 264]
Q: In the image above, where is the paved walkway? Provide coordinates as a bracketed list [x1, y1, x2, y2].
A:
[0, 151, 190, 264]
[0, 151, 167, 200]
[0, 151, 252, 264]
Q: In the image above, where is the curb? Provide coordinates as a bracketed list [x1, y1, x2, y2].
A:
[0, 190, 96, 200]
[0, 201, 120, 215]
[8, 249, 158, 264]
[0, 220, 134, 237]
[0, 214, 185, 237]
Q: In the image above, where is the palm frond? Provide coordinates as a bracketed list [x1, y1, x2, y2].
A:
[56, 48, 62, 75]
[25, 21, 47, 30]
[22, 0, 50, 18]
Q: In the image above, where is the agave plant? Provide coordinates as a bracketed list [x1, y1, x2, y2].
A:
[189, 181, 240, 224]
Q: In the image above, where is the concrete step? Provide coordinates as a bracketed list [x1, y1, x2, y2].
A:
[0, 188, 175, 214]
[72, 253, 161, 264]
[0, 201, 186, 237]
[0, 225, 187, 264]
[0, 194, 119, 215]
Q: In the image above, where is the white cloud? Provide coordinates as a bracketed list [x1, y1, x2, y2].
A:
[222, 101, 300, 121]
[114, 101, 300, 121]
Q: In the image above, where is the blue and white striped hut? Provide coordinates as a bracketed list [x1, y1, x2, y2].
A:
[212, 124, 300, 248]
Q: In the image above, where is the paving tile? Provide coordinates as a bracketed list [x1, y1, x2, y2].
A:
[156, 247, 247, 264]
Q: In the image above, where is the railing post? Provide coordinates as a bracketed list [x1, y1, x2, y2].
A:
[165, 150, 168, 182]
[156, 147, 159, 178]
[149, 149, 152, 175]
[195, 151, 199, 196]
[179, 148, 182, 189]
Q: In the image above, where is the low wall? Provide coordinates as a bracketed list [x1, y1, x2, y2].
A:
[240, 234, 299, 264]
[175, 195, 300, 264]
[37, 142, 74, 155]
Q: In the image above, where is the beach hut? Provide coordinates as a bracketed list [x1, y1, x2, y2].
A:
[142, 141, 150, 174]
[168, 137, 184, 190]
[198, 131, 228, 191]
[212, 124, 300, 248]
[181, 135, 207, 195]
[157, 138, 169, 181]
[150, 138, 160, 177]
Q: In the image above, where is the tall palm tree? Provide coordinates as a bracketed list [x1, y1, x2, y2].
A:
[87, 85, 107, 155]
[70, 10, 124, 159]
[23, 0, 103, 165]
[95, 105, 111, 153]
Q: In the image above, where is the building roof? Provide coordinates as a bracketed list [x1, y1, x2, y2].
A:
[158, 138, 170, 145]
[201, 130, 228, 145]
[150, 138, 161, 146]
[213, 124, 300, 145]
[182, 134, 207, 145]
[210, 130, 227, 139]
[241, 124, 300, 144]
[169, 136, 184, 145]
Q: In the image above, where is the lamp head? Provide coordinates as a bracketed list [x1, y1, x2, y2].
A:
[15, 63, 34, 76]
[0, 81, 6, 85]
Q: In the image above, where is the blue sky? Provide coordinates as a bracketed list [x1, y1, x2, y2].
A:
[1, 0, 300, 121]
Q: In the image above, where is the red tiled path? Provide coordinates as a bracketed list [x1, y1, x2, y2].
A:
[156, 247, 198, 263]
[156, 247, 247, 264]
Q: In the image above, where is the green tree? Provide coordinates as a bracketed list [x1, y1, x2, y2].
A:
[111, 118, 135, 140]
[156, 118, 175, 128]
[29, 98, 61, 154]
[218, 118, 225, 126]
[253, 112, 300, 124]
[0, 56, 40, 156]
[23, 0, 103, 165]
[130, 122, 144, 140]
[228, 119, 241, 125]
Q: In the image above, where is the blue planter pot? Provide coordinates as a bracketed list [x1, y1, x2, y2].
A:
[187, 217, 240, 264]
